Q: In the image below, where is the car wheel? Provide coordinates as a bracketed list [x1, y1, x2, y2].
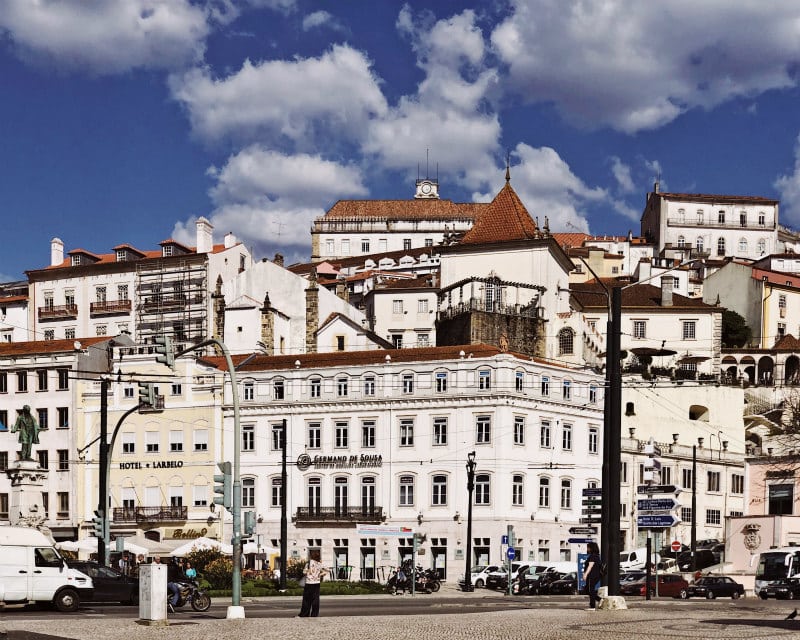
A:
[731, 591, 740, 600]
[475, 579, 484, 588]
[706, 591, 715, 600]
[125, 589, 139, 606]
[54, 588, 80, 613]
[759, 592, 768, 600]
[679, 589, 689, 599]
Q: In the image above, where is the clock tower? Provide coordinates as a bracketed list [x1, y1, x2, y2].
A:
[414, 178, 440, 199]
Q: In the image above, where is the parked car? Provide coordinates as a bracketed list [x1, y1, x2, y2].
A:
[679, 575, 744, 599]
[67, 561, 139, 605]
[619, 573, 689, 597]
[619, 570, 646, 585]
[486, 563, 529, 590]
[547, 572, 579, 595]
[458, 565, 500, 589]
[696, 538, 722, 550]
[761, 578, 800, 600]
[656, 558, 679, 573]
[677, 550, 717, 572]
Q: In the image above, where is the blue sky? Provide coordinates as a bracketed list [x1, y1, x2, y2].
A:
[3, 0, 800, 281]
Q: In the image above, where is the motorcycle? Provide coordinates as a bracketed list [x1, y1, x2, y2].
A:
[168, 580, 211, 612]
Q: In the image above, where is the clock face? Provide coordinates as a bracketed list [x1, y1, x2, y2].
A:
[421, 182, 432, 194]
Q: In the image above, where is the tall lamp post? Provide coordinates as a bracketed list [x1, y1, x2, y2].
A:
[463, 451, 476, 592]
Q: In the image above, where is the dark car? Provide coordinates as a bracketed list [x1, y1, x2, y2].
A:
[547, 572, 578, 595]
[680, 575, 744, 599]
[677, 550, 717, 571]
[68, 561, 139, 605]
[522, 570, 565, 595]
[762, 578, 800, 600]
[619, 574, 689, 597]
[619, 570, 646, 585]
[696, 538, 722, 550]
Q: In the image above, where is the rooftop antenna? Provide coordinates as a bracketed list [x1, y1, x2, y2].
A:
[426, 148, 430, 179]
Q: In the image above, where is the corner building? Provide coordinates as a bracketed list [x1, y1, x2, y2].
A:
[203, 344, 604, 581]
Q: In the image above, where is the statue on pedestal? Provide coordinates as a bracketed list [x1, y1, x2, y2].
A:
[10, 405, 40, 461]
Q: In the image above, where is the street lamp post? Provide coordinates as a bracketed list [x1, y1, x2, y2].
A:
[463, 451, 476, 592]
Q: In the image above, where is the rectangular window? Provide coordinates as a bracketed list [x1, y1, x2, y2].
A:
[335, 422, 349, 448]
[478, 370, 491, 390]
[193, 429, 208, 452]
[171, 383, 182, 396]
[0, 451, 7, 471]
[57, 449, 69, 471]
[0, 493, 8, 518]
[661, 466, 672, 485]
[541, 376, 550, 396]
[769, 484, 794, 515]
[145, 432, 159, 453]
[363, 376, 376, 396]
[169, 430, 184, 452]
[513, 416, 525, 445]
[243, 382, 254, 401]
[633, 321, 646, 339]
[44, 329, 54, 341]
[476, 415, 491, 444]
[271, 423, 285, 451]
[37, 408, 48, 430]
[37, 369, 48, 391]
[475, 475, 490, 505]
[731, 474, 744, 494]
[308, 422, 321, 449]
[402, 374, 414, 394]
[193, 485, 208, 508]
[341, 239, 350, 255]
[705, 509, 721, 525]
[403, 238, 411, 250]
[538, 478, 550, 508]
[37, 450, 48, 469]
[707, 471, 721, 492]
[242, 424, 255, 452]
[361, 420, 375, 448]
[399, 419, 414, 447]
[122, 432, 135, 454]
[57, 407, 69, 429]
[361, 239, 370, 253]
[682, 321, 696, 340]
[562, 424, 572, 451]
[620, 461, 628, 483]
[399, 475, 415, 506]
[516, 371, 524, 392]
[392, 334, 403, 349]
[17, 371, 27, 392]
[0, 411, 6, 432]
[540, 421, 551, 448]
[273, 378, 285, 399]
[589, 385, 597, 404]
[435, 372, 448, 393]
[560, 480, 572, 509]
[562, 380, 571, 400]
[418, 299, 428, 313]
[57, 492, 69, 518]
[588, 427, 599, 454]
[432, 417, 448, 446]
[271, 478, 282, 508]
[57, 369, 69, 390]
[337, 377, 348, 397]
[417, 333, 429, 347]
[682, 468, 693, 489]
[310, 378, 321, 398]
[392, 300, 404, 314]
[0, 372, 6, 393]
[512, 475, 524, 507]
[432, 475, 447, 506]
[118, 284, 129, 300]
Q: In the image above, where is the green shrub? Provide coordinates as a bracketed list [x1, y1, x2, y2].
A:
[203, 557, 234, 590]
[185, 547, 225, 575]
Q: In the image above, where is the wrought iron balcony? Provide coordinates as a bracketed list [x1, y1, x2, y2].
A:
[112, 505, 187, 523]
[38, 304, 78, 320]
[90, 300, 132, 316]
[294, 505, 384, 526]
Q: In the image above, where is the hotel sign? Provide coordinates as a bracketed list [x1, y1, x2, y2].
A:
[296, 453, 383, 471]
[118, 460, 184, 470]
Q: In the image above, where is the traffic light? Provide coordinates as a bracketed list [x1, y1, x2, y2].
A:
[154, 335, 175, 368]
[92, 509, 105, 538]
[137, 382, 155, 407]
[213, 461, 233, 511]
[244, 511, 256, 536]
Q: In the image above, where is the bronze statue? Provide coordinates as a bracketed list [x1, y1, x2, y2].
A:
[11, 405, 40, 461]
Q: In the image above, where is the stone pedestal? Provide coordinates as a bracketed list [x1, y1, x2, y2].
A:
[6, 459, 49, 528]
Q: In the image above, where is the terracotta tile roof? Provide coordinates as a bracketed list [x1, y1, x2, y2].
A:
[321, 199, 485, 221]
[571, 281, 718, 310]
[552, 232, 590, 249]
[112, 244, 146, 256]
[654, 192, 779, 205]
[372, 274, 437, 291]
[37, 243, 231, 271]
[288, 246, 439, 275]
[459, 183, 539, 245]
[0, 295, 27, 304]
[0, 336, 110, 357]
[566, 247, 624, 260]
[773, 334, 800, 350]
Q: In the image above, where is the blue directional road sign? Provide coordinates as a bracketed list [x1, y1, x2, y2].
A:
[501, 534, 508, 545]
[507, 547, 516, 560]
[637, 497, 679, 512]
[582, 487, 602, 497]
[637, 484, 681, 495]
[637, 514, 681, 528]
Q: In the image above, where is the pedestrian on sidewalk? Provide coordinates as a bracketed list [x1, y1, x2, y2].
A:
[583, 542, 601, 611]
[298, 549, 328, 617]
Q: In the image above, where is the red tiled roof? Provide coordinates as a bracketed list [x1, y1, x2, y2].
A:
[0, 336, 110, 357]
[459, 183, 539, 245]
[321, 199, 485, 221]
[571, 281, 717, 310]
[0, 295, 27, 304]
[773, 334, 800, 350]
[37, 243, 232, 271]
[552, 232, 590, 249]
[288, 246, 439, 275]
[654, 192, 779, 205]
[373, 274, 437, 290]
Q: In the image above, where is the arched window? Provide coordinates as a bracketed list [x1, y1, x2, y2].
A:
[758, 238, 767, 255]
[558, 327, 575, 355]
[739, 238, 748, 254]
[538, 477, 550, 508]
[696, 237, 704, 252]
[717, 238, 726, 256]
[677, 235, 686, 248]
[432, 474, 448, 506]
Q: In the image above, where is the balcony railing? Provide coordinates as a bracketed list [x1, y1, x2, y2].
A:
[90, 300, 132, 316]
[294, 505, 384, 526]
[112, 505, 188, 523]
[38, 304, 78, 320]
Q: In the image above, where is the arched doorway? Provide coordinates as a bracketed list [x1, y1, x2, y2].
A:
[741, 356, 756, 384]
[757, 356, 775, 386]
[721, 356, 738, 384]
[785, 355, 800, 385]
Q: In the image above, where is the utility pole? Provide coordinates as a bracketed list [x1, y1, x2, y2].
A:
[603, 286, 622, 595]
[691, 445, 697, 573]
[280, 418, 288, 591]
[97, 377, 109, 566]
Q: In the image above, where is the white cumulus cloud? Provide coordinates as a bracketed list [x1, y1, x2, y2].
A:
[775, 132, 800, 224]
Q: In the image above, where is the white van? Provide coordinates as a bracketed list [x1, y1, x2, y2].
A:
[0, 526, 93, 611]
[619, 547, 660, 571]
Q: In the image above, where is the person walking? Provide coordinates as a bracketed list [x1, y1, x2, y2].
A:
[582, 542, 602, 611]
[297, 549, 328, 617]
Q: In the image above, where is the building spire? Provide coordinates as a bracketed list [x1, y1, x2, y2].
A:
[505, 151, 511, 184]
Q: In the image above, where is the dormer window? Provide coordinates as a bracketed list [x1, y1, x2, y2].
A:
[116, 249, 126, 262]
[163, 245, 173, 257]
[71, 255, 81, 266]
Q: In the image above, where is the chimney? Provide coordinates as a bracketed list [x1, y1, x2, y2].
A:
[273, 253, 284, 268]
[224, 232, 236, 249]
[50, 238, 64, 267]
[660, 276, 673, 307]
[196, 217, 214, 254]
[305, 270, 319, 353]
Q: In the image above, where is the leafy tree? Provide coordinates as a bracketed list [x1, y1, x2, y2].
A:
[722, 310, 751, 348]
[185, 547, 224, 575]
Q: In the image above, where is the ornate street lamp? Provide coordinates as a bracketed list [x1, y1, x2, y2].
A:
[463, 451, 476, 592]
